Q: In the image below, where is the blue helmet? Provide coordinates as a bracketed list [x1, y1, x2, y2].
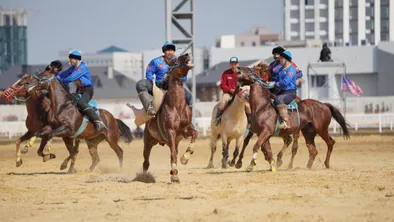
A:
[69, 50, 82, 60]
[280, 50, 292, 62]
[162, 41, 176, 53]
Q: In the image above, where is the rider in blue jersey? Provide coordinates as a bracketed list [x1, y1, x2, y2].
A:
[267, 50, 297, 130]
[135, 42, 193, 116]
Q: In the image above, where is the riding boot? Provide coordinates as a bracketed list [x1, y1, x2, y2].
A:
[83, 108, 105, 132]
[138, 91, 156, 116]
[214, 108, 224, 126]
[277, 104, 290, 130]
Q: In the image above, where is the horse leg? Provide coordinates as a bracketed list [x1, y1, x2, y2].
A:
[36, 135, 56, 162]
[235, 131, 253, 169]
[15, 131, 34, 167]
[67, 139, 79, 174]
[142, 130, 156, 172]
[60, 137, 76, 173]
[105, 133, 124, 169]
[302, 126, 318, 169]
[180, 125, 198, 165]
[221, 136, 230, 169]
[167, 130, 180, 183]
[277, 135, 292, 168]
[288, 131, 300, 169]
[21, 135, 37, 154]
[246, 131, 273, 172]
[229, 136, 242, 167]
[207, 132, 219, 168]
[318, 130, 336, 169]
[86, 135, 105, 172]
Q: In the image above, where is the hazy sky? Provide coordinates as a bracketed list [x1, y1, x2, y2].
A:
[2, 0, 283, 64]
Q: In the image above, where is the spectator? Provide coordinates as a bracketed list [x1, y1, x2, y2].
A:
[319, 43, 332, 62]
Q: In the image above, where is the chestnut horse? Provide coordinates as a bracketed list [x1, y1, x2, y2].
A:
[234, 64, 301, 170]
[14, 71, 133, 173]
[237, 63, 350, 172]
[1, 76, 57, 166]
[142, 53, 197, 183]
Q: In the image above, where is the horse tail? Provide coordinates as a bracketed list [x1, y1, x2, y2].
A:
[325, 103, 350, 139]
[116, 119, 134, 144]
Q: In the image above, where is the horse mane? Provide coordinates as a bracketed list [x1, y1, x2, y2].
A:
[225, 85, 240, 108]
[50, 77, 77, 102]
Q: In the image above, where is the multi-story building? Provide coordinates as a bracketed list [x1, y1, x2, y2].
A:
[0, 8, 28, 74]
[284, 0, 394, 46]
[216, 27, 281, 48]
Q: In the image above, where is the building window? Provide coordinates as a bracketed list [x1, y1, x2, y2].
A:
[311, 75, 327, 87]
[305, 0, 314, 5]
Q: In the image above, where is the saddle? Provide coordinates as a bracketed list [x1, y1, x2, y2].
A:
[271, 99, 301, 136]
[130, 81, 166, 126]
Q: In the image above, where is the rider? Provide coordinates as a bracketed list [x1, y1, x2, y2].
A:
[267, 50, 297, 130]
[56, 50, 105, 132]
[214, 56, 251, 125]
[135, 42, 193, 116]
[269, 46, 304, 87]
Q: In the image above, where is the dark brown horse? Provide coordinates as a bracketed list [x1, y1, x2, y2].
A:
[231, 65, 301, 170]
[12, 71, 133, 173]
[1, 76, 56, 166]
[142, 53, 197, 183]
[237, 63, 350, 172]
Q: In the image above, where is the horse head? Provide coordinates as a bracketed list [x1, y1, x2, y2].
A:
[167, 53, 194, 80]
[236, 85, 250, 102]
[1, 74, 40, 102]
[253, 62, 270, 81]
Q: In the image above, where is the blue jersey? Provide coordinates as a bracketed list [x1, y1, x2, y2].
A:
[269, 61, 303, 81]
[274, 65, 297, 91]
[57, 62, 93, 92]
[146, 56, 187, 82]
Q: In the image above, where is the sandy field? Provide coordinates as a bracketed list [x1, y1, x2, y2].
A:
[0, 135, 393, 222]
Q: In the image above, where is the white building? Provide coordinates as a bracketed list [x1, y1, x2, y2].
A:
[59, 46, 143, 81]
[284, 0, 394, 46]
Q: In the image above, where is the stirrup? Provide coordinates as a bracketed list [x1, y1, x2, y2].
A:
[147, 106, 156, 116]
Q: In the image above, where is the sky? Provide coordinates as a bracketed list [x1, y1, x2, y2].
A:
[2, 0, 283, 64]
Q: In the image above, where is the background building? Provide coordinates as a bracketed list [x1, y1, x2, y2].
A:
[284, 0, 394, 46]
[0, 8, 28, 74]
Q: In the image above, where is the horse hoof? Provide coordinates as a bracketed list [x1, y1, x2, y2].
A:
[324, 161, 330, 169]
[228, 160, 235, 167]
[277, 160, 283, 168]
[171, 176, 180, 183]
[49, 153, 56, 159]
[67, 169, 76, 174]
[21, 146, 29, 154]
[60, 164, 68, 171]
[287, 165, 293, 170]
[16, 159, 23, 167]
[206, 163, 215, 169]
[180, 156, 189, 165]
[235, 162, 243, 169]
[246, 166, 254, 172]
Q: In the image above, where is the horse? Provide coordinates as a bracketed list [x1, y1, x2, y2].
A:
[135, 53, 197, 183]
[1, 75, 57, 166]
[18, 71, 133, 173]
[233, 64, 301, 170]
[237, 63, 350, 172]
[207, 85, 250, 169]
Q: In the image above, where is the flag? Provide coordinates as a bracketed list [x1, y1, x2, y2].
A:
[341, 75, 363, 97]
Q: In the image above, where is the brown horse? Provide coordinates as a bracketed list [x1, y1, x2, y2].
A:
[1, 75, 58, 166]
[237, 63, 350, 172]
[232, 65, 301, 170]
[14, 71, 133, 173]
[141, 53, 197, 183]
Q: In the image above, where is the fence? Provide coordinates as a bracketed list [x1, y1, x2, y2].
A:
[1, 114, 393, 138]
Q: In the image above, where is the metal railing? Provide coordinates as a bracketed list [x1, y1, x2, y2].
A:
[1, 114, 393, 138]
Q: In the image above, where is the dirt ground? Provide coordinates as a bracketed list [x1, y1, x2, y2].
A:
[0, 135, 393, 222]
